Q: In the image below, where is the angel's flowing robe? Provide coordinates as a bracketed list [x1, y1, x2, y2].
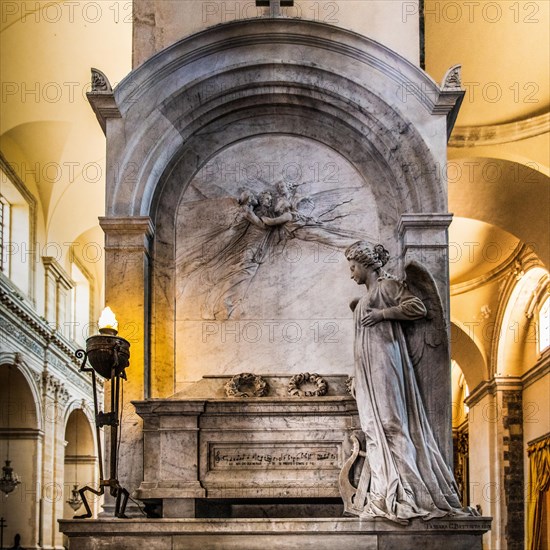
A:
[353, 277, 464, 521]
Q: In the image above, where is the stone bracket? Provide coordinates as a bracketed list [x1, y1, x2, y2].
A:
[87, 92, 121, 135]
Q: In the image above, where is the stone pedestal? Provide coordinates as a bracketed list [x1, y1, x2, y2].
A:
[59, 516, 492, 549]
[133, 375, 358, 517]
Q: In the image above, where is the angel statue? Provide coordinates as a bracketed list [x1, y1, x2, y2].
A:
[176, 182, 372, 320]
[339, 241, 476, 523]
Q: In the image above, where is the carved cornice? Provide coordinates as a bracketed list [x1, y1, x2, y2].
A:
[0, 273, 52, 345]
[46, 349, 94, 395]
[465, 358, 548, 407]
[449, 112, 550, 148]
[64, 455, 97, 465]
[99, 216, 155, 253]
[465, 376, 523, 408]
[522, 350, 550, 390]
[0, 276, 94, 394]
[0, 428, 44, 440]
[86, 68, 120, 135]
[99, 216, 155, 236]
[117, 19, 461, 122]
[42, 256, 74, 290]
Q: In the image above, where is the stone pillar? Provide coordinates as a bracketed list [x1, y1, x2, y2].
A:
[465, 377, 524, 550]
[39, 372, 65, 549]
[398, 213, 453, 320]
[99, 216, 154, 514]
[53, 384, 69, 549]
[398, 213, 453, 466]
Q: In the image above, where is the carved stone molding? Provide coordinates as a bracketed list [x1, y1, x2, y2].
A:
[47, 350, 93, 395]
[450, 242, 529, 296]
[0, 275, 83, 366]
[43, 372, 59, 398]
[86, 68, 120, 134]
[441, 64, 462, 91]
[91, 68, 113, 92]
[465, 376, 523, 409]
[99, 217, 155, 252]
[450, 112, 550, 148]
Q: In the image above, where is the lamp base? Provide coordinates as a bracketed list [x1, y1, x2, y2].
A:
[75, 479, 130, 519]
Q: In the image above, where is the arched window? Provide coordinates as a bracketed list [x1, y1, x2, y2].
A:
[0, 159, 36, 299]
[71, 260, 93, 346]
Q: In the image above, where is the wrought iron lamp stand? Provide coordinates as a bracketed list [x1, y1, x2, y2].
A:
[74, 325, 130, 518]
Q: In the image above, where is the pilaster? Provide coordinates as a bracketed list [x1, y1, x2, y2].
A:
[465, 376, 524, 550]
[98, 216, 154, 511]
[398, 212, 453, 466]
[398, 213, 453, 319]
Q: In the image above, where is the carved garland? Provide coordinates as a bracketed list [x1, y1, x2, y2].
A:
[287, 373, 328, 397]
[224, 373, 269, 398]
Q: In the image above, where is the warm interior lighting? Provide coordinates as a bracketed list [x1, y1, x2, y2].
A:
[98, 307, 118, 332]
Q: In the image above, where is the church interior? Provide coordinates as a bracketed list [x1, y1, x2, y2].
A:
[0, 1, 548, 548]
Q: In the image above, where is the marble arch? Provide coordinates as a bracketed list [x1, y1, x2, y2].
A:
[103, 19, 462, 218]
[93, 19, 463, 489]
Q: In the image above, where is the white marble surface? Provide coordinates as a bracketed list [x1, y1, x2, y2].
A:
[175, 135, 379, 384]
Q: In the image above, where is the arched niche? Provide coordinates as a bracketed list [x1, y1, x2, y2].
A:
[96, 18, 461, 395]
[104, 19, 459, 215]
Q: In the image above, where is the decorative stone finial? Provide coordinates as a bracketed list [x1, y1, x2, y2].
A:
[441, 64, 462, 91]
[91, 68, 112, 93]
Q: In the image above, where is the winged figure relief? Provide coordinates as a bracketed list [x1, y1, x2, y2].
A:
[175, 181, 375, 320]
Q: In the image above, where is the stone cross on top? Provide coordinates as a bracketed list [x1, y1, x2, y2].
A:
[256, 0, 294, 17]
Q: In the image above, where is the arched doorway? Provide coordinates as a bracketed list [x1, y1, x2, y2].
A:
[0, 362, 40, 548]
[63, 408, 96, 515]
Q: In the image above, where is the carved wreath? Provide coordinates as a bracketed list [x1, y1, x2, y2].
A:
[287, 373, 328, 397]
[224, 373, 269, 398]
[345, 376, 356, 399]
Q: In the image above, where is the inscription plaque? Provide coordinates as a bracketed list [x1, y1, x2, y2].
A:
[210, 443, 340, 470]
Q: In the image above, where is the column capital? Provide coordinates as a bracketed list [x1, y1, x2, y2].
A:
[99, 216, 155, 236]
[398, 213, 453, 236]
[99, 217, 155, 252]
[465, 376, 523, 408]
